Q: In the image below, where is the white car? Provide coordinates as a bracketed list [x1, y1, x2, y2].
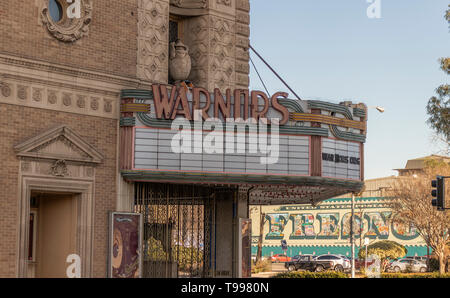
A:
[315, 254, 351, 272]
[388, 258, 427, 273]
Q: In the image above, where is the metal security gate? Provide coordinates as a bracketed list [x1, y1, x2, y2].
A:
[134, 183, 214, 278]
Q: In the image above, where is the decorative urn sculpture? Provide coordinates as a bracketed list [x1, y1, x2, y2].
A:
[169, 39, 192, 83]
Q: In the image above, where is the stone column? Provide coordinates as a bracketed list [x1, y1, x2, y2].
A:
[137, 0, 170, 83]
[235, 0, 250, 90]
[183, 0, 251, 92]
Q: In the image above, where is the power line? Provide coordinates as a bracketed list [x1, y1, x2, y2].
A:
[249, 45, 303, 101]
[250, 55, 270, 96]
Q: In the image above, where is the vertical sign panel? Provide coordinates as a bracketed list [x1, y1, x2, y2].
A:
[322, 138, 361, 180]
[134, 127, 310, 176]
[108, 212, 143, 278]
[238, 218, 252, 278]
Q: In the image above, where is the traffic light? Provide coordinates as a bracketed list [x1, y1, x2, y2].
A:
[431, 176, 445, 211]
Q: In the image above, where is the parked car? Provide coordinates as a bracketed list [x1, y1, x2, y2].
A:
[404, 256, 429, 263]
[314, 254, 351, 272]
[270, 254, 291, 263]
[352, 258, 375, 270]
[291, 255, 302, 262]
[388, 258, 427, 273]
[285, 254, 333, 272]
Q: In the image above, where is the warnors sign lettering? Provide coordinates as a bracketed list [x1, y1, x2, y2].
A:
[119, 85, 367, 189]
[151, 85, 290, 125]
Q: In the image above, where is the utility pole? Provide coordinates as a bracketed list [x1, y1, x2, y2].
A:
[350, 192, 356, 278]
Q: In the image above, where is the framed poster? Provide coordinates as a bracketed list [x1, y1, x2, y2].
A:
[108, 212, 143, 278]
[238, 218, 252, 278]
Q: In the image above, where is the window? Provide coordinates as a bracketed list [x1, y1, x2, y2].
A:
[28, 211, 37, 261]
[49, 0, 63, 23]
[169, 16, 184, 43]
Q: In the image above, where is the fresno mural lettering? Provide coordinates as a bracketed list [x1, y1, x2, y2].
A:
[364, 212, 391, 239]
[265, 213, 289, 239]
[341, 213, 362, 238]
[316, 213, 340, 239]
[265, 211, 419, 240]
[289, 214, 315, 239]
[391, 215, 419, 240]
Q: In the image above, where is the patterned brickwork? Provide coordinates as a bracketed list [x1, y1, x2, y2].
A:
[0, 0, 137, 78]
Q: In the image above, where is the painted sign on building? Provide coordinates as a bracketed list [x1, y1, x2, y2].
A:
[251, 197, 427, 258]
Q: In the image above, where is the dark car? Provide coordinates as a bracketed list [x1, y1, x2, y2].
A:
[284, 254, 333, 272]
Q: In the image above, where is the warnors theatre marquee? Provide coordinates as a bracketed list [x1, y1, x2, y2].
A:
[118, 85, 367, 278]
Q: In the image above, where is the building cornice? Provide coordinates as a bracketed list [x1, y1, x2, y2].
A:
[0, 53, 152, 90]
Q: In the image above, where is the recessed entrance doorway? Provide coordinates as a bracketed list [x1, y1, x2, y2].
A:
[28, 192, 78, 278]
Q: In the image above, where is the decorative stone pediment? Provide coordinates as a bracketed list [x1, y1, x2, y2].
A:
[170, 0, 207, 9]
[169, 0, 208, 16]
[14, 125, 104, 164]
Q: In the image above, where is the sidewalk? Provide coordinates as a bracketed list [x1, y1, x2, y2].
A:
[251, 271, 279, 278]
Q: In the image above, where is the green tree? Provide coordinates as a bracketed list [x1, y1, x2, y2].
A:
[427, 5, 450, 152]
[358, 240, 407, 272]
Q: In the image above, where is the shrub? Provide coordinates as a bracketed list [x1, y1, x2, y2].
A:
[380, 272, 450, 278]
[251, 260, 272, 274]
[274, 271, 348, 278]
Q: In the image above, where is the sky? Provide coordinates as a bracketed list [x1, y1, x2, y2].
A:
[249, 0, 450, 179]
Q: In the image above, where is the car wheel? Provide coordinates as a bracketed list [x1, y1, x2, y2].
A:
[315, 265, 324, 272]
[334, 265, 343, 272]
[288, 265, 295, 272]
[394, 266, 401, 273]
[420, 267, 426, 273]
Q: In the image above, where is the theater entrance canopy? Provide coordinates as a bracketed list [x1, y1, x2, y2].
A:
[119, 85, 367, 205]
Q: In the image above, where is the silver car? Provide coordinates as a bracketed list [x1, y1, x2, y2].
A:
[315, 254, 351, 272]
[389, 258, 427, 273]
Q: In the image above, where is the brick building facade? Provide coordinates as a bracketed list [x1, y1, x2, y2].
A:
[0, 0, 251, 277]
[1, 0, 368, 278]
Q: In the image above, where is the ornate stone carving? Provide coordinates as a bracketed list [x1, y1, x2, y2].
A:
[40, 0, 93, 42]
[217, 0, 231, 6]
[170, 0, 207, 9]
[90, 97, 99, 110]
[169, 40, 192, 82]
[85, 166, 94, 177]
[76, 95, 86, 108]
[48, 90, 58, 104]
[17, 85, 28, 100]
[186, 15, 236, 91]
[104, 99, 112, 113]
[137, 0, 170, 83]
[1, 83, 11, 97]
[50, 159, 69, 177]
[62, 93, 72, 106]
[21, 161, 31, 173]
[32, 88, 43, 102]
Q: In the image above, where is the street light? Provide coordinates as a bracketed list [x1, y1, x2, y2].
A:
[350, 105, 385, 278]
[368, 106, 385, 113]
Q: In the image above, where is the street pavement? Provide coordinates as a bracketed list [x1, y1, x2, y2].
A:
[251, 262, 287, 278]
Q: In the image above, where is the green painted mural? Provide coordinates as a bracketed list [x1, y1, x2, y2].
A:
[251, 197, 428, 258]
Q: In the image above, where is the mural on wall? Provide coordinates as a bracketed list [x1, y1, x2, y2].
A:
[258, 199, 422, 242]
[265, 213, 288, 239]
[290, 213, 315, 239]
[316, 213, 340, 239]
[365, 212, 391, 239]
[392, 215, 419, 240]
[341, 213, 362, 238]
